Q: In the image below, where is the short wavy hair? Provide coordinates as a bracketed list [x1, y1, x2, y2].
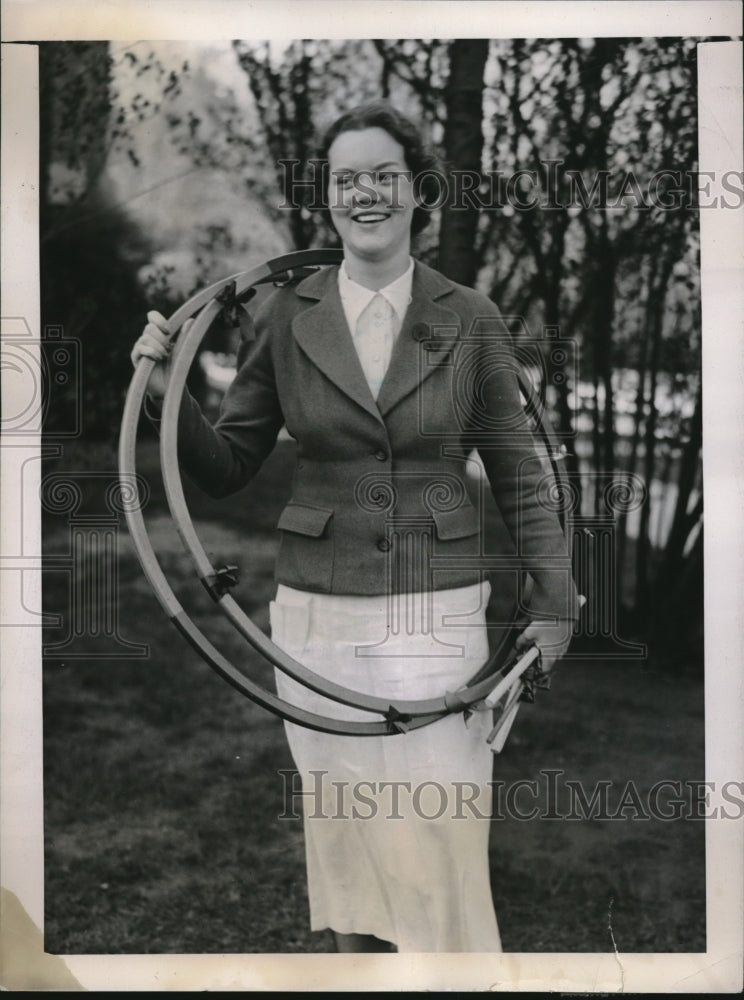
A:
[313, 100, 443, 237]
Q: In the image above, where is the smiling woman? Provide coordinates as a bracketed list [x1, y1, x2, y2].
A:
[131, 98, 579, 954]
[326, 128, 416, 285]
[318, 101, 443, 229]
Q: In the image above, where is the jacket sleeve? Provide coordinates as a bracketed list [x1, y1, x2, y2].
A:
[460, 307, 580, 622]
[145, 294, 285, 499]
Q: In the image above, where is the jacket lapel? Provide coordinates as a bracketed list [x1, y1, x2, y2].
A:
[376, 262, 460, 417]
[290, 259, 461, 423]
[291, 266, 383, 424]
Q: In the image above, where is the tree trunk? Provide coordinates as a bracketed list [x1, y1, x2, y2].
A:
[437, 40, 489, 287]
[616, 255, 657, 596]
[594, 228, 616, 478]
[543, 280, 582, 488]
[591, 368, 602, 515]
[653, 380, 702, 597]
[635, 259, 673, 619]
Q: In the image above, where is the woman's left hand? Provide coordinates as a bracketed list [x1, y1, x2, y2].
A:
[514, 619, 574, 675]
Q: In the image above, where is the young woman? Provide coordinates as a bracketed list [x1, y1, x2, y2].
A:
[132, 101, 578, 953]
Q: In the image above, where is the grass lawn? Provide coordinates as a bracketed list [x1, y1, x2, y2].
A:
[41, 438, 706, 955]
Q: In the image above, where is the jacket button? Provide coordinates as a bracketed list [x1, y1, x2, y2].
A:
[411, 322, 429, 342]
[377, 538, 391, 552]
[374, 449, 388, 461]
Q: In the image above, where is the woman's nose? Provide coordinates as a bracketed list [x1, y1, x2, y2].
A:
[352, 173, 379, 206]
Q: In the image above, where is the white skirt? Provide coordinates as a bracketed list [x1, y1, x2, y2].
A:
[270, 581, 502, 953]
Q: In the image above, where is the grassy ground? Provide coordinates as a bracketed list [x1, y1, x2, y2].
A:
[42, 439, 706, 955]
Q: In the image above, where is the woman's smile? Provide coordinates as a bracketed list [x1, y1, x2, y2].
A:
[351, 211, 391, 224]
[327, 127, 416, 280]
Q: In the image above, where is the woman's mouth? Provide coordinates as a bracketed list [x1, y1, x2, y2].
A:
[352, 212, 390, 224]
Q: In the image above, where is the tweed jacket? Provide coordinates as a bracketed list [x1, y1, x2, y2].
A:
[160, 259, 578, 620]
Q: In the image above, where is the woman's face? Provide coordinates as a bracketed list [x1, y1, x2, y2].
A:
[327, 127, 416, 262]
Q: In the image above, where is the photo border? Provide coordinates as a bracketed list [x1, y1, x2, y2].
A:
[2, 1, 742, 991]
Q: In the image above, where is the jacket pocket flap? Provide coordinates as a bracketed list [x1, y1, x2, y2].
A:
[277, 502, 333, 537]
[432, 505, 479, 540]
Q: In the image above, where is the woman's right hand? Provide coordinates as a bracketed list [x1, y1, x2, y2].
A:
[130, 310, 176, 399]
